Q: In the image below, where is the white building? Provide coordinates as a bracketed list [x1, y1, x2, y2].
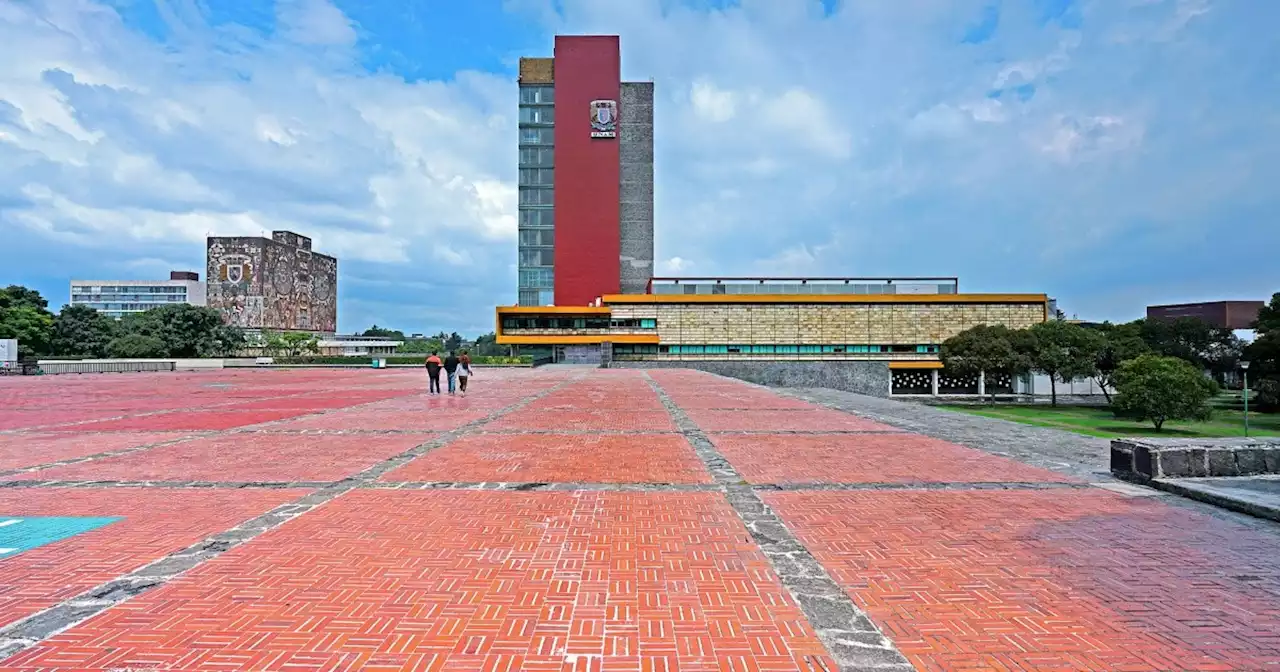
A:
[69, 271, 207, 319]
[317, 335, 404, 356]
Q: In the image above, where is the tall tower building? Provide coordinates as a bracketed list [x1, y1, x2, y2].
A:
[517, 36, 654, 306]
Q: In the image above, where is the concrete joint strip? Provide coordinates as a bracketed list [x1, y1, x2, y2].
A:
[644, 372, 913, 672]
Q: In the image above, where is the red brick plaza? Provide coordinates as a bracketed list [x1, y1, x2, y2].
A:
[1, 368, 1278, 671]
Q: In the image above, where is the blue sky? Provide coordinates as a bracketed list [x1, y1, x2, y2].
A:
[1, 0, 1276, 336]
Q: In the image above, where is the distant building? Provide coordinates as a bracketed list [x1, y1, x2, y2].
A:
[206, 231, 338, 334]
[316, 335, 402, 356]
[69, 271, 206, 319]
[1146, 301, 1264, 330]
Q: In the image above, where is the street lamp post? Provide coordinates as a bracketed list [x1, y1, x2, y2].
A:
[1240, 361, 1251, 437]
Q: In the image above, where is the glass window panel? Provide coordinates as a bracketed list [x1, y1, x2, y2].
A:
[519, 128, 554, 145]
[519, 86, 555, 104]
[521, 188, 553, 206]
[518, 168, 554, 186]
[519, 147, 554, 167]
[518, 106, 555, 124]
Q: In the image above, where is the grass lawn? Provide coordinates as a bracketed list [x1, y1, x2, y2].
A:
[941, 396, 1280, 439]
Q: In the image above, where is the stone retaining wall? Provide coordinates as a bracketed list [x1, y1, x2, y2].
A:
[1111, 437, 1280, 480]
[611, 360, 891, 396]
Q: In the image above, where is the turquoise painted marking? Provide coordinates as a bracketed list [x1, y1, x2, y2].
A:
[0, 516, 122, 558]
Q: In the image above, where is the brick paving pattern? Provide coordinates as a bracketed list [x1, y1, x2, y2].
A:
[1, 366, 1279, 671]
[488, 410, 678, 433]
[685, 408, 900, 433]
[7, 433, 436, 483]
[383, 433, 712, 484]
[0, 488, 304, 629]
[4, 490, 833, 671]
[0, 433, 190, 472]
[712, 433, 1069, 485]
[766, 489, 1280, 671]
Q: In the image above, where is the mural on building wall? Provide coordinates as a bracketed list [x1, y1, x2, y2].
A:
[207, 232, 337, 333]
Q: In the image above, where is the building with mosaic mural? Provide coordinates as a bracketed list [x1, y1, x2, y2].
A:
[206, 231, 338, 335]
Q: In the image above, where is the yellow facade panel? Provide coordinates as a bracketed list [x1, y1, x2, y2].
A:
[518, 58, 554, 83]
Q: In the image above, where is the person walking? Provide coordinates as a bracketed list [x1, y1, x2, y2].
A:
[443, 351, 460, 396]
[457, 350, 472, 396]
[425, 352, 443, 395]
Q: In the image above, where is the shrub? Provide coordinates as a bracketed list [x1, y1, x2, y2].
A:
[1253, 378, 1280, 413]
[1113, 354, 1219, 431]
[105, 334, 168, 359]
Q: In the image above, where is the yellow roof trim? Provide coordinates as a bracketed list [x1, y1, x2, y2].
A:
[888, 361, 944, 370]
[496, 306, 612, 315]
[600, 293, 1048, 305]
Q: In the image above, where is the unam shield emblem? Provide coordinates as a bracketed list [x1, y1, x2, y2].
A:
[590, 100, 617, 134]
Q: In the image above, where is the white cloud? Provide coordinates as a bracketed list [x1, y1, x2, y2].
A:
[689, 80, 736, 123]
[0, 0, 518, 330]
[276, 0, 358, 46]
[658, 256, 690, 274]
[1036, 114, 1143, 163]
[3, 0, 1277, 331]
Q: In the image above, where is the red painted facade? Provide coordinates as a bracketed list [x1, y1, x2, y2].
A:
[553, 36, 621, 306]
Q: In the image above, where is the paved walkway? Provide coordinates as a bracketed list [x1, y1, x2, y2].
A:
[0, 368, 1277, 671]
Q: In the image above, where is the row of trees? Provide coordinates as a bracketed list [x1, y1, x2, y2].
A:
[1, 286, 245, 359]
[1, 285, 511, 360]
[942, 317, 1241, 405]
[360, 326, 505, 356]
[942, 294, 1280, 428]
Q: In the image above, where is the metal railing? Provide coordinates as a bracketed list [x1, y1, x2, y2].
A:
[39, 361, 176, 375]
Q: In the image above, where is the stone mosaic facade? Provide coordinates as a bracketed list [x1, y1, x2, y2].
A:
[618, 82, 654, 295]
[206, 232, 337, 333]
[608, 301, 1046, 346]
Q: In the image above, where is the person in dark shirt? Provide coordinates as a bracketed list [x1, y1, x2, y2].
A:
[425, 352, 442, 395]
[443, 351, 460, 396]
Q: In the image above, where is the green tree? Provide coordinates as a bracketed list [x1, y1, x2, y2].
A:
[1254, 293, 1280, 333]
[399, 338, 443, 354]
[472, 332, 505, 357]
[0, 286, 55, 358]
[1025, 320, 1105, 407]
[430, 331, 465, 352]
[1113, 354, 1219, 431]
[1089, 321, 1150, 404]
[278, 331, 319, 357]
[0, 285, 49, 311]
[1138, 317, 1242, 381]
[0, 305, 55, 358]
[362, 325, 406, 340]
[940, 325, 1029, 402]
[1244, 293, 1280, 380]
[51, 304, 118, 358]
[213, 324, 247, 357]
[105, 333, 168, 359]
[123, 304, 230, 358]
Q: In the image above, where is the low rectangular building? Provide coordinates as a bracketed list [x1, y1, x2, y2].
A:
[69, 271, 207, 319]
[496, 281, 1048, 369]
[1146, 301, 1264, 330]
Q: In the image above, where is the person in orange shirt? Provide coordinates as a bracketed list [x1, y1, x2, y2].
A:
[425, 352, 443, 395]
